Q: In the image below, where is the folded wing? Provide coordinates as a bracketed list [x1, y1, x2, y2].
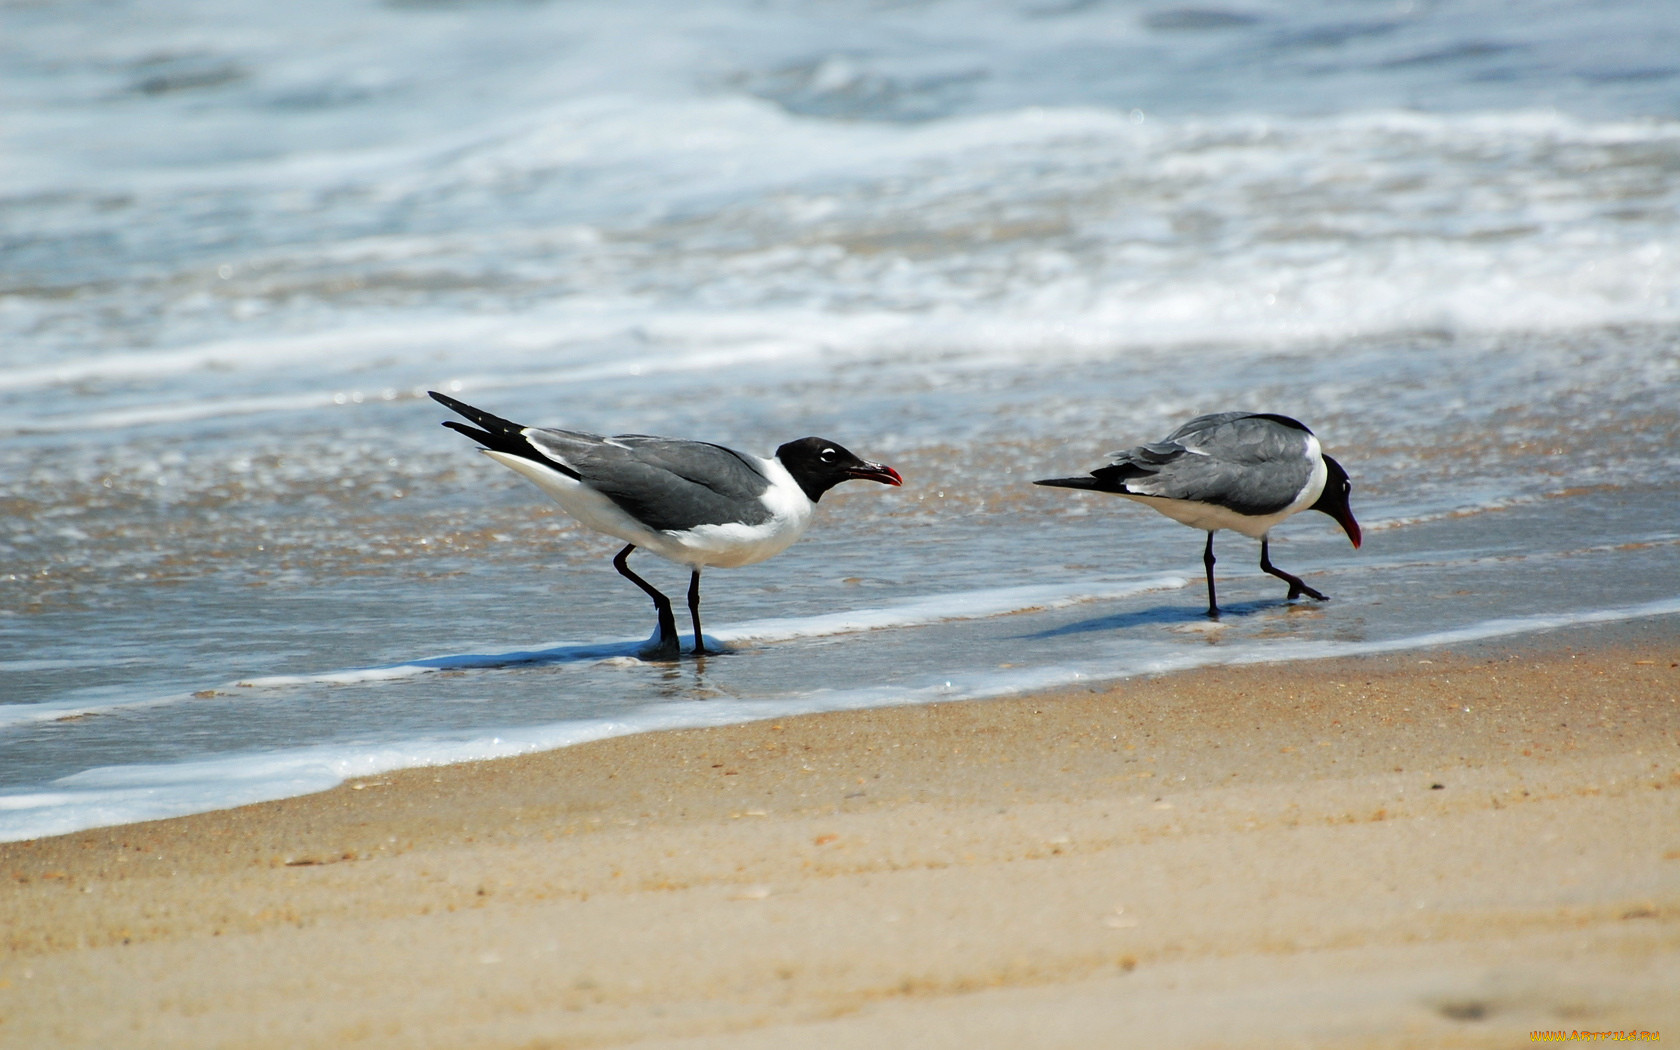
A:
[1094, 413, 1314, 517]
[523, 430, 775, 532]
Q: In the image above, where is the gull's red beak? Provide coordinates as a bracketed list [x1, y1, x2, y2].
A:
[847, 462, 903, 487]
[1333, 507, 1362, 549]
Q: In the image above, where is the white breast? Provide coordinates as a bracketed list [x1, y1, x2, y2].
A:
[669, 456, 815, 569]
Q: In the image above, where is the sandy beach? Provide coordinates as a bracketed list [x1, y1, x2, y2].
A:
[3, 620, 1677, 1049]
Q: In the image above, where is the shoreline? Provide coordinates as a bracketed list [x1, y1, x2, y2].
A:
[11, 595, 1680, 846]
[3, 620, 1677, 1048]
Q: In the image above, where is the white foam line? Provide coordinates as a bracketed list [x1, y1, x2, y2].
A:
[713, 576, 1189, 645]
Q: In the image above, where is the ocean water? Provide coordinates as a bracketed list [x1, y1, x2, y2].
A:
[3, 0, 1678, 842]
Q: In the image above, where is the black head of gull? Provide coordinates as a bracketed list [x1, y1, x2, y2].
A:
[1034, 411, 1361, 618]
[773, 436, 906, 502]
[429, 391, 901, 659]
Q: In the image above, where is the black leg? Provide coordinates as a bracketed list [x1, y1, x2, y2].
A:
[1203, 532, 1219, 619]
[687, 569, 708, 656]
[1259, 536, 1328, 603]
[613, 544, 680, 659]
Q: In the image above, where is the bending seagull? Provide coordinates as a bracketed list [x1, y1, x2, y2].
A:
[430, 391, 902, 658]
[1035, 412, 1361, 618]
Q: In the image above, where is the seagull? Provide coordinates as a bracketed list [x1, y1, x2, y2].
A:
[430, 391, 902, 658]
[1035, 412, 1361, 618]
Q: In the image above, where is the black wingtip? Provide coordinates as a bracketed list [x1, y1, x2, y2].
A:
[427, 389, 481, 419]
[429, 391, 532, 457]
[441, 419, 496, 447]
[1034, 476, 1102, 490]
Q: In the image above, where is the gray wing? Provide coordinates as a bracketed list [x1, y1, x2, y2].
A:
[522, 429, 775, 532]
[1094, 413, 1313, 516]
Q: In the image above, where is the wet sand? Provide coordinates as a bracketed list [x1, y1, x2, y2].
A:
[3, 621, 1678, 1049]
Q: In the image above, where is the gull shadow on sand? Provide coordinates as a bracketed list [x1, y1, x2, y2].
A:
[1021, 598, 1286, 640]
[301, 637, 734, 685]
[408, 633, 744, 673]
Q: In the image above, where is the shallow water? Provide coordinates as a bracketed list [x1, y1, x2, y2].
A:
[3, 0, 1679, 841]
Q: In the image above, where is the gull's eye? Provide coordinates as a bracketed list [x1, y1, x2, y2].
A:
[820, 447, 838, 463]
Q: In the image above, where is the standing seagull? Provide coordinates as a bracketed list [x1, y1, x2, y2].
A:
[1035, 412, 1361, 618]
[430, 391, 901, 658]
